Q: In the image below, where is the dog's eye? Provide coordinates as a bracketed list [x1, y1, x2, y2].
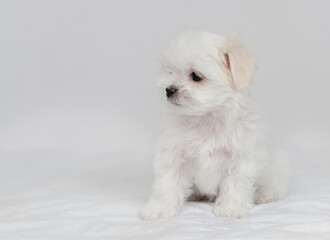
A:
[191, 72, 203, 82]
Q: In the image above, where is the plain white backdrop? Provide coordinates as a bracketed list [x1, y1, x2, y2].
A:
[1, 1, 330, 239]
[1, 0, 330, 155]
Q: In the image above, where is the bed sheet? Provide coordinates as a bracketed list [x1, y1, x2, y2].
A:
[0, 149, 330, 240]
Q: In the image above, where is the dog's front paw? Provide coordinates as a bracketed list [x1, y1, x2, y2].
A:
[213, 201, 251, 218]
[141, 201, 177, 220]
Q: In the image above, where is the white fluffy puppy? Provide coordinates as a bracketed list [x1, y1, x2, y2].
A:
[141, 30, 288, 220]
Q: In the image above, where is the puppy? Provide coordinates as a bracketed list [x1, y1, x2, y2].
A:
[141, 30, 288, 220]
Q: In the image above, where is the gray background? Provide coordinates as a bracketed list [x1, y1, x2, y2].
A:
[1, 0, 330, 156]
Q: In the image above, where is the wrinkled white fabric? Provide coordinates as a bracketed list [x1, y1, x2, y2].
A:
[0, 149, 329, 240]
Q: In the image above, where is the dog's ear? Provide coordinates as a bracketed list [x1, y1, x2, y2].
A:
[219, 35, 256, 90]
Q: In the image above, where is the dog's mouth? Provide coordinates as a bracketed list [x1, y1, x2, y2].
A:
[166, 90, 190, 107]
[167, 97, 182, 106]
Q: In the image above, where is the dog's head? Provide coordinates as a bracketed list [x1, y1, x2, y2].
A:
[159, 30, 256, 115]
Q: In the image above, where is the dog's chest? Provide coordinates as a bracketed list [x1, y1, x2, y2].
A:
[182, 119, 231, 195]
[191, 148, 228, 196]
[183, 115, 227, 158]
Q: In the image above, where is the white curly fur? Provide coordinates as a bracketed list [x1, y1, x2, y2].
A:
[141, 30, 288, 220]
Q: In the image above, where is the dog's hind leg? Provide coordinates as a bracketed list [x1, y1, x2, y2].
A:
[255, 149, 289, 204]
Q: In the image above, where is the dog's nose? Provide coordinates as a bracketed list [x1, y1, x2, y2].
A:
[166, 86, 177, 97]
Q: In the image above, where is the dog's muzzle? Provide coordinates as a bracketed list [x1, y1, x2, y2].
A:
[166, 86, 177, 98]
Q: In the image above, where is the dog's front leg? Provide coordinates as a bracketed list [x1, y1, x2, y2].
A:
[214, 159, 256, 218]
[141, 153, 191, 220]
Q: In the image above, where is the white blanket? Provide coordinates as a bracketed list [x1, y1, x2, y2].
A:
[1, 149, 330, 239]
